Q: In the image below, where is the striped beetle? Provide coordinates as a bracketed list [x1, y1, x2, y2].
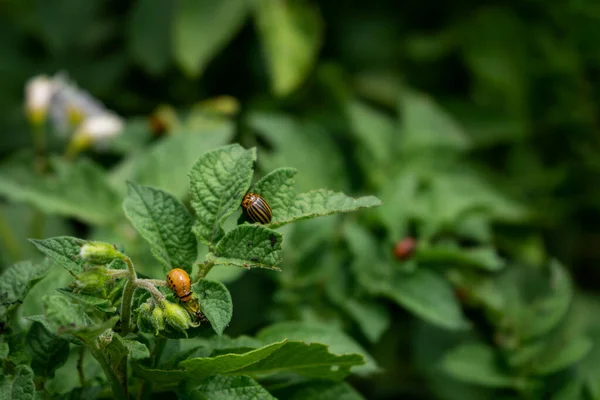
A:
[241, 192, 272, 224]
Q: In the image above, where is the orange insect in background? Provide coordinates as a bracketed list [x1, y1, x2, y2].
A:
[167, 268, 192, 302]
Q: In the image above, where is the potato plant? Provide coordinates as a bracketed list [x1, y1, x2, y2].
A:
[0, 145, 380, 399]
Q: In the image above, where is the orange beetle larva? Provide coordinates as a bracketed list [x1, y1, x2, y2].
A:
[166, 268, 192, 302]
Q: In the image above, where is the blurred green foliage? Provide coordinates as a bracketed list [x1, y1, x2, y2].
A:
[1, 0, 600, 399]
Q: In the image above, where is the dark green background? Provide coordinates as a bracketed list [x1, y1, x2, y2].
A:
[2, 0, 600, 399]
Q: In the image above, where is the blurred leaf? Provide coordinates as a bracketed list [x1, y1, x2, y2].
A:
[129, 0, 174, 74]
[271, 381, 366, 400]
[248, 113, 346, 191]
[412, 321, 492, 400]
[458, 8, 528, 113]
[253, 0, 323, 96]
[417, 245, 505, 272]
[29, 236, 86, 274]
[56, 288, 117, 313]
[429, 172, 527, 225]
[377, 171, 420, 239]
[520, 260, 573, 340]
[135, 340, 287, 383]
[399, 89, 471, 152]
[347, 100, 396, 168]
[173, 0, 248, 77]
[369, 268, 470, 331]
[532, 337, 593, 375]
[0, 260, 52, 318]
[188, 375, 275, 400]
[405, 31, 457, 62]
[0, 364, 35, 400]
[552, 380, 585, 400]
[325, 265, 390, 343]
[0, 156, 120, 225]
[192, 279, 233, 336]
[257, 321, 378, 375]
[123, 183, 197, 273]
[209, 225, 283, 270]
[0, 202, 72, 265]
[269, 189, 381, 228]
[251, 168, 297, 220]
[0, 342, 10, 361]
[189, 145, 256, 246]
[342, 298, 391, 343]
[454, 212, 493, 243]
[235, 341, 364, 381]
[442, 343, 522, 388]
[108, 118, 153, 155]
[444, 102, 527, 148]
[25, 321, 69, 378]
[110, 124, 235, 198]
[0, 343, 8, 360]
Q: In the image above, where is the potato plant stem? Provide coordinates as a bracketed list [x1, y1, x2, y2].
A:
[89, 343, 127, 400]
[196, 260, 215, 280]
[119, 256, 137, 336]
[134, 279, 166, 301]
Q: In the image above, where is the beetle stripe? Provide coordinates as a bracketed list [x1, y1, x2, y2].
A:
[248, 204, 268, 224]
[254, 200, 271, 220]
[242, 193, 272, 224]
[253, 199, 271, 223]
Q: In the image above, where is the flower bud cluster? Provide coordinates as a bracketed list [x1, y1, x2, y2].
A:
[78, 241, 124, 266]
[137, 299, 199, 337]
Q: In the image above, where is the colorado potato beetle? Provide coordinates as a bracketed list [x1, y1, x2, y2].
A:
[241, 192, 272, 224]
[166, 268, 192, 302]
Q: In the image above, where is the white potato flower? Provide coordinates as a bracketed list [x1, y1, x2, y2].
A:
[48, 74, 108, 136]
[25, 72, 126, 157]
[25, 75, 56, 125]
[76, 114, 124, 141]
[65, 113, 125, 157]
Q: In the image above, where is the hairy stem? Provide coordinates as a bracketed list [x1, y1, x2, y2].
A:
[89, 343, 127, 400]
[134, 280, 166, 301]
[122, 256, 137, 280]
[138, 278, 168, 287]
[119, 256, 137, 336]
[106, 269, 130, 279]
[196, 260, 215, 280]
[120, 279, 135, 336]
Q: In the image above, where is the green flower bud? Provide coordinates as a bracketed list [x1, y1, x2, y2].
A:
[96, 329, 114, 349]
[137, 302, 156, 334]
[151, 305, 166, 335]
[72, 266, 111, 293]
[161, 300, 193, 334]
[79, 241, 123, 265]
